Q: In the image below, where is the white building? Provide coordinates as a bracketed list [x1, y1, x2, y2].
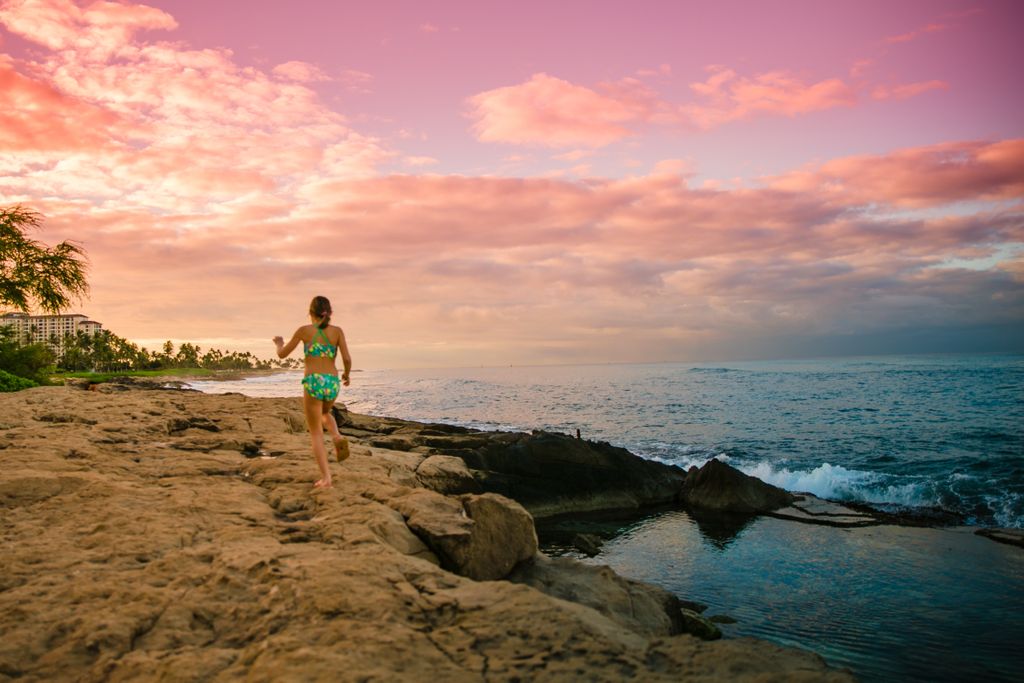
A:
[0, 312, 103, 355]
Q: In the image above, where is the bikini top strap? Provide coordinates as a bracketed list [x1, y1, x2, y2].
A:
[312, 326, 332, 346]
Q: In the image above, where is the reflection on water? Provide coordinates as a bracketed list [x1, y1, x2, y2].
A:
[539, 510, 1024, 683]
[685, 508, 758, 550]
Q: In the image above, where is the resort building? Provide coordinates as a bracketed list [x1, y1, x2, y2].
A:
[0, 312, 103, 355]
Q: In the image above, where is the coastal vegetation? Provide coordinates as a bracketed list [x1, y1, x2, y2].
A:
[0, 325, 298, 390]
[0, 205, 296, 390]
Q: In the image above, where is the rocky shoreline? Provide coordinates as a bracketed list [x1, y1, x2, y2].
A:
[0, 383, 862, 681]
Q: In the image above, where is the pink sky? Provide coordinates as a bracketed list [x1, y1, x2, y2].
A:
[1, 0, 1022, 367]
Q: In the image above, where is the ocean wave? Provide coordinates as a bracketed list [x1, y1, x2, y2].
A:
[714, 459, 1023, 528]
[687, 367, 742, 374]
[736, 461, 931, 507]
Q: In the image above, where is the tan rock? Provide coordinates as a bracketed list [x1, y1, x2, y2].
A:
[509, 554, 685, 638]
[416, 454, 482, 495]
[0, 386, 853, 682]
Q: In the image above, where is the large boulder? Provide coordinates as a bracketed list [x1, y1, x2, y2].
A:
[680, 459, 794, 513]
[390, 490, 537, 581]
[457, 431, 687, 518]
[509, 554, 689, 638]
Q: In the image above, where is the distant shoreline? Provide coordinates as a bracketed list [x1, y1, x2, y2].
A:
[54, 367, 294, 385]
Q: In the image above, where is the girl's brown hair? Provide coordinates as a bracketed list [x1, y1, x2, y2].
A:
[309, 295, 332, 329]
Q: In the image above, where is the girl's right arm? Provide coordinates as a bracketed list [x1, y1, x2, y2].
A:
[337, 328, 353, 385]
[273, 328, 304, 359]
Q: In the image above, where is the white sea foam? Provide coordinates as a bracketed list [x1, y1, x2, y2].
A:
[735, 461, 931, 507]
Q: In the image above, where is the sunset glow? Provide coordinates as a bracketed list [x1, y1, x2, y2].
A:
[1, 0, 1021, 367]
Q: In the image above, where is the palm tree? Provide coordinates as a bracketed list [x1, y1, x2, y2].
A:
[1, 206, 88, 313]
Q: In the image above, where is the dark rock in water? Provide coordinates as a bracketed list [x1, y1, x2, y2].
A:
[708, 614, 738, 624]
[976, 527, 1024, 549]
[679, 599, 709, 614]
[679, 608, 722, 640]
[571, 532, 603, 556]
[457, 431, 687, 518]
[508, 554, 686, 638]
[841, 500, 965, 527]
[680, 459, 794, 513]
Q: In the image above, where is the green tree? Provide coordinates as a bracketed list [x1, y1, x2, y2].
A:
[0, 326, 54, 384]
[1, 206, 89, 313]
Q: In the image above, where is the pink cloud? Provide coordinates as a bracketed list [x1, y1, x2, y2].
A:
[272, 60, 330, 83]
[884, 21, 948, 45]
[0, 57, 120, 150]
[682, 67, 857, 128]
[769, 139, 1024, 208]
[0, 0, 176, 58]
[466, 73, 641, 148]
[0, 0, 391, 212]
[339, 68, 373, 93]
[1, 2, 1018, 365]
[871, 79, 948, 101]
[17, 136, 1021, 365]
[466, 61, 942, 146]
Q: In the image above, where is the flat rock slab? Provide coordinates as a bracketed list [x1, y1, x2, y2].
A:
[976, 527, 1024, 549]
[769, 494, 879, 527]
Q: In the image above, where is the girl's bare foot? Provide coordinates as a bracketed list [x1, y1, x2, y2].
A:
[333, 437, 350, 463]
[313, 478, 333, 489]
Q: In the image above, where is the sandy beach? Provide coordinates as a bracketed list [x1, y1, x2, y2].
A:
[0, 383, 856, 681]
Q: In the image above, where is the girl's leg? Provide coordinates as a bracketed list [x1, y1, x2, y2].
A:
[303, 392, 331, 487]
[322, 400, 349, 462]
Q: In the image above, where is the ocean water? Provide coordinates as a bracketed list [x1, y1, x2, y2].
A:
[187, 354, 1024, 681]
[190, 354, 1024, 528]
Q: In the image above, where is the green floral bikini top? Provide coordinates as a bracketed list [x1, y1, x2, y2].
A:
[304, 326, 337, 358]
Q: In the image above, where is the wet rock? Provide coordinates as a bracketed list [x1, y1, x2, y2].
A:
[456, 430, 687, 518]
[976, 527, 1024, 549]
[679, 599, 709, 613]
[680, 608, 723, 640]
[709, 614, 738, 624]
[572, 532, 604, 556]
[680, 459, 794, 513]
[770, 494, 878, 527]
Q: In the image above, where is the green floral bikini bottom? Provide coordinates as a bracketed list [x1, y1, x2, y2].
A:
[301, 373, 340, 402]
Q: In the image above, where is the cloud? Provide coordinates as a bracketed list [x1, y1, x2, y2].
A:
[15, 138, 1022, 365]
[884, 21, 947, 45]
[871, 80, 948, 101]
[339, 68, 373, 93]
[0, 56, 121, 150]
[0, 0, 176, 58]
[403, 155, 439, 167]
[467, 73, 641, 148]
[768, 139, 1024, 208]
[0, 0, 391, 212]
[1, 2, 1019, 366]
[272, 60, 330, 83]
[466, 63, 941, 146]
